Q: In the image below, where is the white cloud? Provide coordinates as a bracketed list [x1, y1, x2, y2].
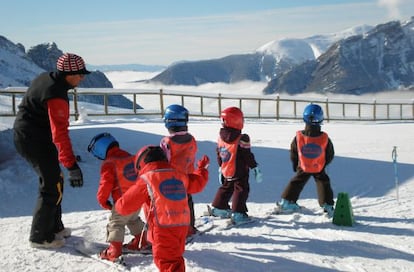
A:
[377, 0, 404, 19]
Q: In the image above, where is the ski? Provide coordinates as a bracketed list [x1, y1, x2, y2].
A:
[202, 205, 259, 230]
[122, 246, 152, 255]
[270, 203, 310, 215]
[186, 218, 216, 244]
[68, 238, 131, 271]
[219, 217, 257, 230]
[269, 205, 334, 222]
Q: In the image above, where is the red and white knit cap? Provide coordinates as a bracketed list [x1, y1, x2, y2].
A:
[56, 53, 91, 75]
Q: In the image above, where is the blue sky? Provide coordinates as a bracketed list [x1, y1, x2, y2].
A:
[2, 0, 413, 66]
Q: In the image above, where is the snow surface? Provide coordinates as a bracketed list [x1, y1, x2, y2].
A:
[0, 72, 413, 272]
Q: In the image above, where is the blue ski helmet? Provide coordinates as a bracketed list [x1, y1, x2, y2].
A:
[163, 104, 189, 129]
[303, 104, 324, 125]
[87, 132, 119, 160]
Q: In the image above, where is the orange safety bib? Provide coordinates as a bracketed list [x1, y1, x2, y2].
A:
[217, 135, 241, 178]
[163, 136, 197, 174]
[141, 169, 190, 227]
[296, 131, 328, 173]
[106, 156, 138, 198]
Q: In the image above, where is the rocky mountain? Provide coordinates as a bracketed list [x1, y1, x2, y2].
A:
[263, 17, 414, 95]
[0, 37, 141, 109]
[0, 38, 112, 88]
[151, 54, 264, 85]
[150, 18, 414, 94]
[0, 36, 44, 87]
[149, 24, 373, 89]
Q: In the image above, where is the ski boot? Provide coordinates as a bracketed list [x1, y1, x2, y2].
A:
[186, 225, 199, 238]
[276, 199, 301, 213]
[322, 203, 335, 218]
[231, 212, 252, 226]
[123, 232, 151, 254]
[55, 228, 71, 240]
[30, 237, 65, 249]
[210, 207, 231, 218]
[100, 241, 123, 262]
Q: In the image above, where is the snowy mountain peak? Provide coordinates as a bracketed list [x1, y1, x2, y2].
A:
[256, 24, 373, 62]
[256, 38, 316, 64]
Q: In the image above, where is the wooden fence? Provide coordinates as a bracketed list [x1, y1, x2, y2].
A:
[1, 87, 413, 122]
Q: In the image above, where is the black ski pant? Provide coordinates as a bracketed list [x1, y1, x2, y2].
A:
[14, 132, 64, 243]
[188, 194, 195, 228]
[280, 168, 334, 206]
[212, 176, 250, 213]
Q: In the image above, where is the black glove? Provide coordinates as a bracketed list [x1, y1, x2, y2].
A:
[67, 163, 83, 188]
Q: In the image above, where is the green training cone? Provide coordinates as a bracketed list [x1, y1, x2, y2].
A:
[333, 192, 354, 226]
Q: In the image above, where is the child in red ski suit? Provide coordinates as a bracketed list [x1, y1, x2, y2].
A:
[87, 133, 149, 262]
[115, 146, 209, 272]
[160, 104, 198, 237]
[210, 106, 263, 225]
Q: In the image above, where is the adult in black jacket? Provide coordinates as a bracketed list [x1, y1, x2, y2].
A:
[13, 53, 90, 248]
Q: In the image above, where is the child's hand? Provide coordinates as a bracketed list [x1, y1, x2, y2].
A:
[252, 167, 263, 183]
[218, 167, 223, 184]
[100, 200, 113, 210]
[197, 155, 210, 169]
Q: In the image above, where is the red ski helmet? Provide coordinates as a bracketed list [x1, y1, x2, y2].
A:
[220, 106, 244, 130]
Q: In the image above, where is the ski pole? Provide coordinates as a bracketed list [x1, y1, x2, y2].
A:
[391, 146, 399, 203]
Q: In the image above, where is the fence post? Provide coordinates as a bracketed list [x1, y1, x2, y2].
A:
[218, 93, 222, 116]
[373, 99, 376, 121]
[276, 94, 280, 120]
[73, 88, 79, 121]
[104, 94, 108, 115]
[325, 97, 330, 122]
[258, 98, 261, 118]
[12, 94, 16, 116]
[200, 96, 204, 116]
[133, 93, 137, 114]
[387, 104, 390, 119]
[160, 89, 164, 118]
[399, 104, 402, 120]
[293, 101, 297, 119]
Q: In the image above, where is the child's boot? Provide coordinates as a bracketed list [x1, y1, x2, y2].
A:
[231, 212, 252, 225]
[210, 207, 231, 218]
[322, 203, 334, 218]
[100, 241, 122, 262]
[277, 199, 301, 212]
[186, 225, 199, 237]
[123, 232, 151, 253]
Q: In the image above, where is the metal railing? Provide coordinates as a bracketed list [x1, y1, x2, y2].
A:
[1, 87, 413, 122]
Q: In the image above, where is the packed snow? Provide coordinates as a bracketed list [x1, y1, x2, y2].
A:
[0, 72, 413, 272]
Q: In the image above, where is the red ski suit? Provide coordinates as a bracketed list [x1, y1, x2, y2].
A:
[96, 147, 137, 206]
[115, 160, 208, 272]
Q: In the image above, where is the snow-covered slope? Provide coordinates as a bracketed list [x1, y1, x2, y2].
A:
[0, 73, 413, 271]
[0, 120, 413, 272]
